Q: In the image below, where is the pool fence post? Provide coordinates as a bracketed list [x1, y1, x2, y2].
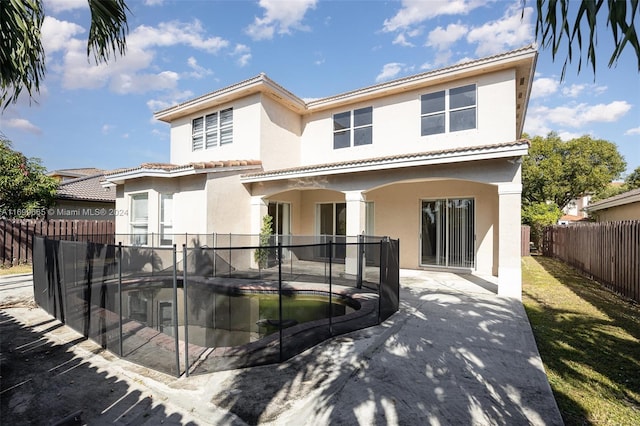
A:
[357, 234, 363, 289]
[229, 233, 232, 277]
[278, 241, 283, 362]
[117, 242, 123, 357]
[328, 239, 333, 336]
[172, 244, 180, 377]
[212, 232, 217, 278]
[183, 244, 189, 377]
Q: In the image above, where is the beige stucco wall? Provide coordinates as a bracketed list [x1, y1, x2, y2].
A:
[300, 69, 516, 166]
[205, 172, 253, 234]
[593, 203, 640, 221]
[259, 95, 302, 170]
[169, 94, 262, 165]
[50, 199, 115, 221]
[114, 175, 207, 244]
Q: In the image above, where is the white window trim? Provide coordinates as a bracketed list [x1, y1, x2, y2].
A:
[420, 84, 477, 136]
[333, 106, 373, 149]
[130, 192, 149, 246]
[192, 107, 233, 151]
[159, 193, 173, 246]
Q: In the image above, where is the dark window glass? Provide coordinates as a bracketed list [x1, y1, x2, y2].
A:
[354, 127, 372, 146]
[354, 107, 372, 127]
[450, 108, 476, 132]
[421, 113, 445, 136]
[450, 84, 476, 109]
[421, 91, 445, 115]
[333, 111, 350, 131]
[333, 130, 350, 149]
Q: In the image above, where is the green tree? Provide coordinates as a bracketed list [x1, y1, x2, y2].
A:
[522, 202, 563, 250]
[530, 0, 640, 79]
[625, 166, 640, 189]
[0, 138, 58, 217]
[522, 132, 626, 210]
[254, 214, 273, 269]
[1, 0, 129, 108]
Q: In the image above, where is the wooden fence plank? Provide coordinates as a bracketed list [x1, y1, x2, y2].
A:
[543, 221, 640, 303]
[0, 219, 115, 266]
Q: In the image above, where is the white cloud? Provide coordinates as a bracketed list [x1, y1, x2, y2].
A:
[130, 21, 228, 53]
[102, 124, 113, 135]
[147, 90, 194, 113]
[467, 5, 534, 56]
[383, 0, 489, 32]
[558, 130, 590, 141]
[525, 101, 632, 136]
[1, 118, 42, 135]
[41, 17, 85, 54]
[561, 83, 608, 98]
[625, 127, 640, 136]
[144, 0, 164, 5]
[426, 23, 468, 51]
[392, 33, 414, 47]
[231, 44, 252, 67]
[376, 63, 405, 82]
[185, 57, 214, 79]
[44, 0, 87, 14]
[531, 77, 559, 99]
[45, 19, 229, 95]
[246, 0, 317, 41]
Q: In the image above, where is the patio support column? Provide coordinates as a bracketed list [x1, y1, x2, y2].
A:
[497, 183, 522, 299]
[251, 196, 268, 269]
[344, 190, 366, 276]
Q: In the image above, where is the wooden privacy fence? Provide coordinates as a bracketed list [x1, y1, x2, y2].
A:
[521, 225, 530, 256]
[0, 219, 115, 266]
[543, 221, 640, 302]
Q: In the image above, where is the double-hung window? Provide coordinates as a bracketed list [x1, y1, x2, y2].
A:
[192, 107, 233, 151]
[130, 193, 148, 245]
[160, 194, 173, 246]
[333, 106, 373, 149]
[421, 84, 476, 136]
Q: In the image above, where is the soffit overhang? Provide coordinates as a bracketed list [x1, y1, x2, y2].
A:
[240, 140, 529, 184]
[153, 45, 537, 138]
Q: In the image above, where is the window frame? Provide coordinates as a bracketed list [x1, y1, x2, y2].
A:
[420, 84, 476, 136]
[192, 107, 233, 151]
[130, 192, 149, 246]
[333, 106, 373, 149]
[159, 193, 173, 246]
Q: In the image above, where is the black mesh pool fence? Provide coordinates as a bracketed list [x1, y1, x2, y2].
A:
[32, 235, 399, 377]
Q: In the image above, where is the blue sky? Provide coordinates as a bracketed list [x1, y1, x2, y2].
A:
[2, 0, 639, 176]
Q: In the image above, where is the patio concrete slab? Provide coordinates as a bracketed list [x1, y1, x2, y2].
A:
[0, 271, 562, 425]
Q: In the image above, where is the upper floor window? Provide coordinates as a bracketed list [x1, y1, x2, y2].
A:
[333, 106, 373, 149]
[192, 107, 233, 151]
[421, 84, 476, 136]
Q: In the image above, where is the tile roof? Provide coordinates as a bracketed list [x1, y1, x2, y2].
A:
[57, 173, 115, 202]
[586, 188, 640, 210]
[49, 167, 105, 177]
[103, 160, 263, 178]
[242, 140, 530, 180]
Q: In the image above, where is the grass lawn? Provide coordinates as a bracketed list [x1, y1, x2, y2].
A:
[522, 256, 640, 425]
[0, 264, 33, 276]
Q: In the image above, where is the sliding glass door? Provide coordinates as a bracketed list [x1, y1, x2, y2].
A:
[421, 198, 475, 268]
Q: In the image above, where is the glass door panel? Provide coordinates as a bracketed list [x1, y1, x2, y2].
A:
[421, 198, 474, 268]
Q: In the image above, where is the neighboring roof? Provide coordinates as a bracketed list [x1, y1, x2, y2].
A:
[49, 168, 105, 179]
[585, 188, 640, 212]
[102, 160, 263, 186]
[57, 173, 115, 202]
[241, 140, 529, 183]
[154, 44, 537, 137]
[559, 214, 588, 223]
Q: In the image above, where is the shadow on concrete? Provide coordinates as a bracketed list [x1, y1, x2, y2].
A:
[0, 310, 195, 426]
[209, 279, 561, 425]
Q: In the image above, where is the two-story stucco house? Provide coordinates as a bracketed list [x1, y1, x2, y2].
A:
[103, 44, 537, 299]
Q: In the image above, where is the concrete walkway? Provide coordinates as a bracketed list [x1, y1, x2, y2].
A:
[0, 271, 563, 425]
